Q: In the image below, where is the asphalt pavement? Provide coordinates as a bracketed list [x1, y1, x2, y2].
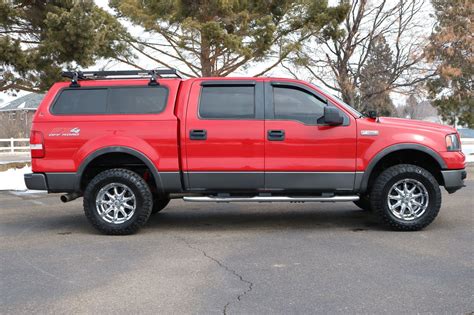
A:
[1, 181, 473, 314]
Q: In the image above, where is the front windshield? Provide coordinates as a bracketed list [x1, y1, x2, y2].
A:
[310, 83, 364, 118]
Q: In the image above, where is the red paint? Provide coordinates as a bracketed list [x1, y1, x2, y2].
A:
[30, 76, 465, 177]
[184, 80, 264, 171]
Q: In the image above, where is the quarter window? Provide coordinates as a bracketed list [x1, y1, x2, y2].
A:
[51, 87, 168, 115]
[52, 89, 107, 114]
[273, 87, 327, 125]
[199, 86, 255, 119]
[108, 87, 168, 114]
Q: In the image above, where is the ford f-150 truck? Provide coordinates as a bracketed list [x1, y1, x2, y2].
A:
[24, 69, 466, 234]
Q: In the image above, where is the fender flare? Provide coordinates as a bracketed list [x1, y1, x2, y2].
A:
[75, 146, 164, 193]
[359, 143, 447, 193]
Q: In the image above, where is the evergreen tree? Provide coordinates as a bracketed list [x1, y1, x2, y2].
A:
[358, 35, 396, 116]
[109, 0, 348, 77]
[0, 0, 129, 93]
[425, 0, 473, 127]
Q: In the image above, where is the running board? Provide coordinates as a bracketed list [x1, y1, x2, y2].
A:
[182, 196, 359, 203]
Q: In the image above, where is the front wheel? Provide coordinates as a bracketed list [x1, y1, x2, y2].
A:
[370, 164, 441, 231]
[83, 168, 153, 235]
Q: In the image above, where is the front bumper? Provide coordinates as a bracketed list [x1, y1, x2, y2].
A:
[441, 169, 467, 194]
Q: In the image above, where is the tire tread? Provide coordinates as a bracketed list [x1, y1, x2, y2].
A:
[370, 164, 441, 231]
[83, 168, 153, 235]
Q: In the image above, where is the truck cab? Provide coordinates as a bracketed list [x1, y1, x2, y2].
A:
[24, 69, 466, 234]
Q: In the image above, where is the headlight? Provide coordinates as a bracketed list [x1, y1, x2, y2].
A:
[446, 134, 461, 151]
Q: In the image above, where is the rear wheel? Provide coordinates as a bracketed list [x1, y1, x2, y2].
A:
[83, 168, 153, 235]
[370, 164, 441, 231]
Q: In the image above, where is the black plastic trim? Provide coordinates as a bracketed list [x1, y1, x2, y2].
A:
[265, 172, 356, 191]
[441, 169, 466, 193]
[185, 171, 361, 192]
[270, 81, 328, 103]
[186, 172, 264, 191]
[200, 80, 256, 86]
[189, 129, 207, 140]
[46, 173, 77, 193]
[24, 173, 48, 191]
[359, 143, 448, 193]
[354, 172, 364, 193]
[267, 130, 285, 141]
[161, 172, 183, 192]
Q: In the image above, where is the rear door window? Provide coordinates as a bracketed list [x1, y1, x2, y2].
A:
[199, 86, 255, 119]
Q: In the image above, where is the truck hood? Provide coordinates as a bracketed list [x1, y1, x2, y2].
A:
[376, 117, 456, 134]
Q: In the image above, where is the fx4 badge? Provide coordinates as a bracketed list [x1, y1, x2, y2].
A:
[360, 130, 379, 136]
[49, 127, 81, 137]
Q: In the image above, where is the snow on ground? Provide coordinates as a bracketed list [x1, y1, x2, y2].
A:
[0, 166, 31, 190]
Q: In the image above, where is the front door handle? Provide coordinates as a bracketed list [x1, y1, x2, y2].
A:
[190, 129, 207, 140]
[267, 130, 285, 141]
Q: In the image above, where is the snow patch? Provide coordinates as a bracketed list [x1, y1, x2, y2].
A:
[0, 166, 31, 191]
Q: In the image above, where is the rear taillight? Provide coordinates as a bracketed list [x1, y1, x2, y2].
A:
[30, 130, 44, 158]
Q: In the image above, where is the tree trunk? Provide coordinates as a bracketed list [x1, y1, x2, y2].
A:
[338, 71, 357, 107]
[200, 34, 212, 77]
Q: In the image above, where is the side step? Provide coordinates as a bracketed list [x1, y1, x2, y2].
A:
[183, 196, 359, 203]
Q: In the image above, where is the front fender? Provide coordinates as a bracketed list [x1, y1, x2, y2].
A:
[359, 143, 447, 193]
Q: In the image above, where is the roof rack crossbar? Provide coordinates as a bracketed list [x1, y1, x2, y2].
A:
[61, 69, 182, 81]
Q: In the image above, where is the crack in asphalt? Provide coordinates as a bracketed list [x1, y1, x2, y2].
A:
[176, 236, 253, 314]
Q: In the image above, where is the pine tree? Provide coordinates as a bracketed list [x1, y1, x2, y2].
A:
[358, 35, 396, 116]
[109, 0, 348, 77]
[0, 0, 129, 93]
[425, 0, 473, 127]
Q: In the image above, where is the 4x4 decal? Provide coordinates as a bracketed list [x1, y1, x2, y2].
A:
[48, 127, 80, 137]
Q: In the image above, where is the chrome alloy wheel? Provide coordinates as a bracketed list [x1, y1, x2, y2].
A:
[96, 183, 136, 224]
[387, 179, 429, 221]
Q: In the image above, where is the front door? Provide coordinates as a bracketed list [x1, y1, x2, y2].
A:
[184, 80, 265, 190]
[264, 81, 357, 192]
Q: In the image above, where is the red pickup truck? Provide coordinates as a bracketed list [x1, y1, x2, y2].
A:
[24, 69, 466, 234]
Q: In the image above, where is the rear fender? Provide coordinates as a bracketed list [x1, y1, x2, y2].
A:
[75, 137, 163, 193]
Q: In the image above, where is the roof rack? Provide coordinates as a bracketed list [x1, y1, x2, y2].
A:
[61, 69, 182, 87]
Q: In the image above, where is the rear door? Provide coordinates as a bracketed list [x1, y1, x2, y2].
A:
[184, 80, 265, 190]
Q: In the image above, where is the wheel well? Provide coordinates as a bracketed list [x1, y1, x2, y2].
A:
[366, 149, 444, 192]
[79, 152, 158, 192]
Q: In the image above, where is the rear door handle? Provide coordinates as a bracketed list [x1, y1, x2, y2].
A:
[267, 130, 285, 141]
[190, 129, 207, 140]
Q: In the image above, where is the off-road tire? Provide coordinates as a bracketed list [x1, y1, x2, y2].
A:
[83, 168, 153, 235]
[370, 164, 441, 231]
[353, 194, 372, 211]
[151, 196, 170, 214]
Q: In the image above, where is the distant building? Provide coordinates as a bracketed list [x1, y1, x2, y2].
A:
[0, 93, 45, 138]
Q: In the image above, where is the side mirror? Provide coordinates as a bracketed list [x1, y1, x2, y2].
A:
[367, 110, 377, 119]
[320, 107, 344, 126]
